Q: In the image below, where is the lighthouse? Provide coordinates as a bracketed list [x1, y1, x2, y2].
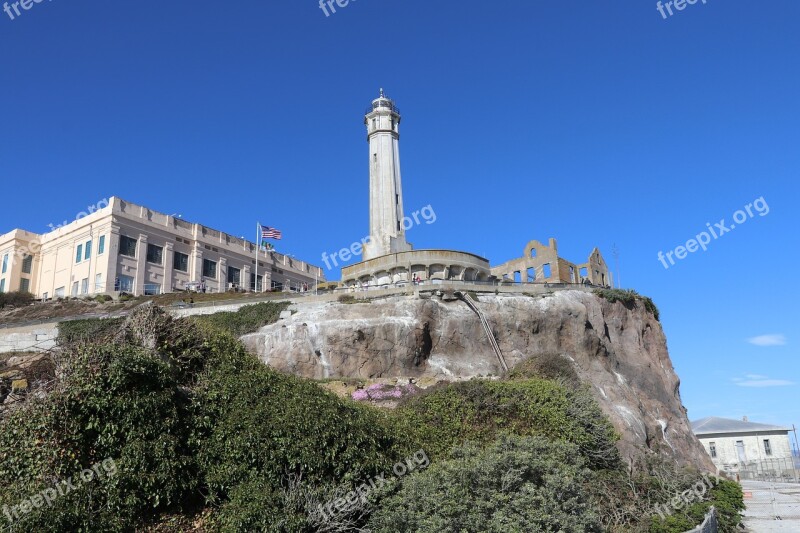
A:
[362, 89, 413, 261]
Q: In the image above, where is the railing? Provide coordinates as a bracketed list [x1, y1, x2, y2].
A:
[458, 291, 509, 372]
[734, 457, 800, 483]
[684, 507, 717, 533]
[365, 99, 400, 115]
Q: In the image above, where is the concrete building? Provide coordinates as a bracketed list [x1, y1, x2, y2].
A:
[692, 417, 795, 478]
[0, 197, 324, 298]
[342, 91, 492, 288]
[491, 238, 612, 286]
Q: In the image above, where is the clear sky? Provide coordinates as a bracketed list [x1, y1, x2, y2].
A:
[1, 1, 798, 430]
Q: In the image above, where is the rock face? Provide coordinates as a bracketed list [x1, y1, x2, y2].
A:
[241, 291, 713, 470]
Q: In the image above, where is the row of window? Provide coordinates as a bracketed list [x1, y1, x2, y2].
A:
[119, 236, 241, 283]
[75, 236, 106, 264]
[708, 439, 773, 459]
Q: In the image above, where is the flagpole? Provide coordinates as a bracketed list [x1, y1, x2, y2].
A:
[255, 222, 259, 293]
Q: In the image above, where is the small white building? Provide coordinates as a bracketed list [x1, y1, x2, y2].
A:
[692, 416, 796, 479]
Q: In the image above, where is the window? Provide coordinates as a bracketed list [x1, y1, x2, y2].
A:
[146, 243, 163, 265]
[144, 284, 161, 296]
[117, 275, 134, 293]
[202, 259, 217, 278]
[173, 252, 189, 272]
[764, 439, 772, 456]
[81, 278, 89, 295]
[72, 281, 79, 296]
[1, 254, 7, 274]
[543, 263, 552, 279]
[20, 278, 30, 293]
[54, 287, 65, 298]
[709, 442, 717, 458]
[95, 274, 103, 292]
[227, 266, 241, 286]
[119, 235, 137, 257]
[76, 244, 83, 263]
[85, 240, 92, 260]
[21, 254, 32, 274]
[530, 248, 537, 258]
[98, 235, 106, 254]
[0, 279, 4, 293]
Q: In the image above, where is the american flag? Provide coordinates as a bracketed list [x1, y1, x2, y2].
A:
[261, 225, 282, 240]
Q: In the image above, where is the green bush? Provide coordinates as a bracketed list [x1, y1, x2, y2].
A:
[508, 353, 580, 385]
[649, 478, 744, 533]
[192, 301, 290, 336]
[394, 378, 620, 469]
[0, 291, 35, 308]
[367, 435, 601, 532]
[594, 288, 660, 321]
[0, 343, 199, 531]
[194, 333, 411, 530]
[57, 317, 125, 346]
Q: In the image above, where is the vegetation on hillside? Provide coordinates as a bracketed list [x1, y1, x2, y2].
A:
[594, 288, 661, 321]
[0, 290, 34, 309]
[0, 302, 739, 532]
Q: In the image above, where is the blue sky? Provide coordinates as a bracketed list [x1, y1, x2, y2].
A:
[1, 1, 798, 430]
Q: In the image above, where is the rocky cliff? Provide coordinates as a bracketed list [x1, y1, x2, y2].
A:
[241, 290, 713, 470]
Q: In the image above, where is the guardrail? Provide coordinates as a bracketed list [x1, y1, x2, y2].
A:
[684, 507, 717, 533]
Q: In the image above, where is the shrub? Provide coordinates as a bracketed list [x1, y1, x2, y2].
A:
[194, 334, 412, 530]
[508, 353, 580, 385]
[594, 288, 660, 321]
[57, 317, 125, 346]
[192, 301, 290, 336]
[0, 291, 34, 308]
[367, 435, 601, 532]
[394, 378, 620, 469]
[0, 343, 200, 531]
[94, 294, 113, 303]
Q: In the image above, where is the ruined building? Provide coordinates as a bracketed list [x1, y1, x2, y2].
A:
[491, 238, 612, 287]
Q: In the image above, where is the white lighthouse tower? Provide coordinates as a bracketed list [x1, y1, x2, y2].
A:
[362, 89, 413, 261]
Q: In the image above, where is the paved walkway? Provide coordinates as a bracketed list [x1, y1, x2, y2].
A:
[742, 480, 800, 532]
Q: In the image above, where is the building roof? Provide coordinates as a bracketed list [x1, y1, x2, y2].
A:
[691, 417, 791, 435]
